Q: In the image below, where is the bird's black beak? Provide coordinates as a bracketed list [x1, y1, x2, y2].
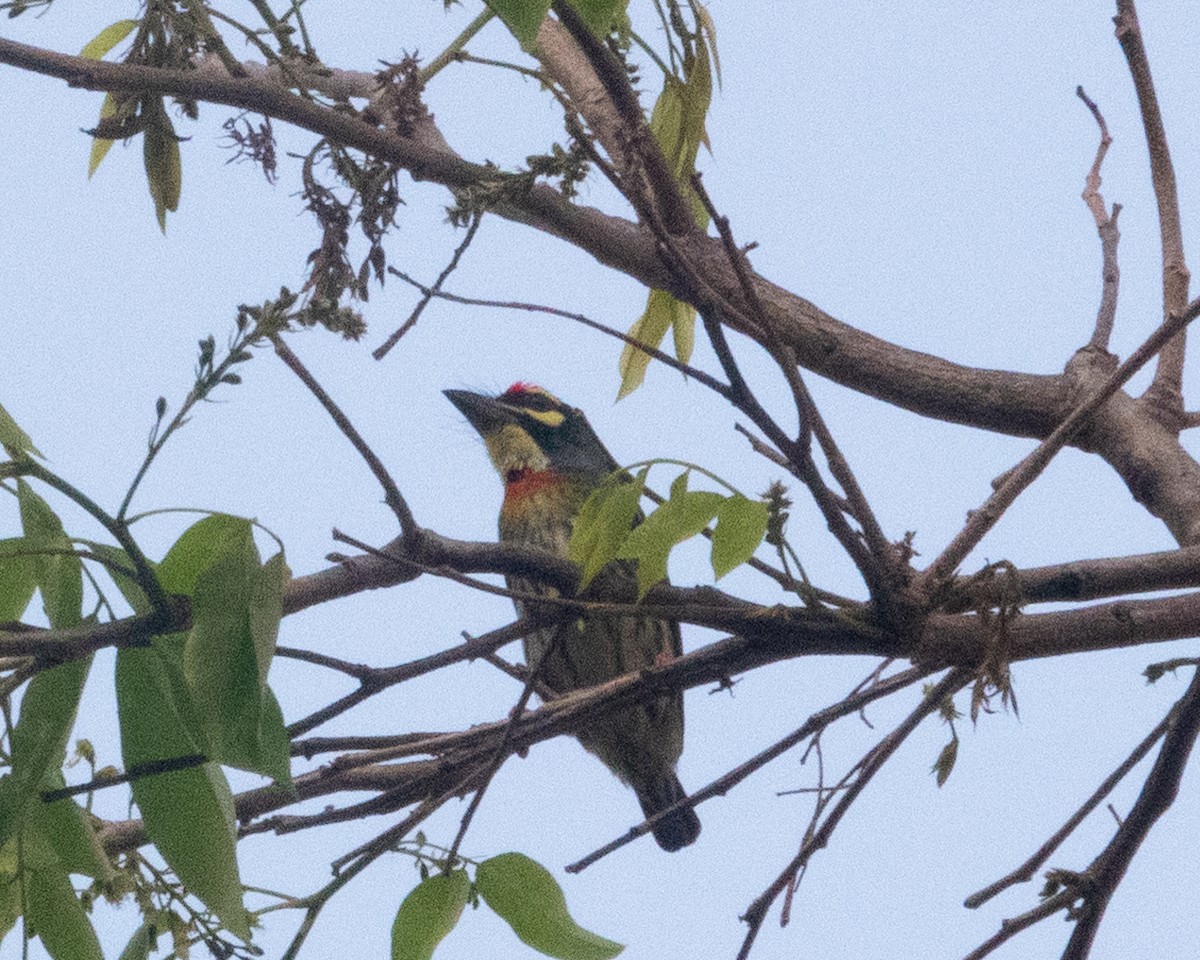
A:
[443, 389, 516, 436]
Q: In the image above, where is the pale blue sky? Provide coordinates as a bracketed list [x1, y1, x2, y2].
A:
[2, 3, 1199, 959]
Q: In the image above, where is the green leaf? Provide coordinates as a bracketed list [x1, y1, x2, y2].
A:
[25, 864, 104, 960]
[0, 838, 22, 945]
[711, 495, 769, 579]
[565, 0, 627, 35]
[669, 470, 689, 500]
[184, 525, 260, 748]
[485, 0, 551, 49]
[88, 93, 119, 179]
[80, 19, 138, 61]
[568, 469, 646, 588]
[0, 538, 37, 621]
[391, 870, 470, 960]
[158, 514, 253, 597]
[18, 480, 82, 628]
[183, 535, 290, 780]
[932, 737, 958, 788]
[0, 401, 43, 457]
[476, 853, 623, 960]
[30, 787, 115, 883]
[619, 490, 723, 597]
[116, 923, 155, 960]
[116, 646, 250, 940]
[142, 98, 181, 232]
[0, 655, 92, 850]
[618, 289, 692, 399]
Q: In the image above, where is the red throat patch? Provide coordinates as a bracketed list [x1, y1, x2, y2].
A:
[502, 467, 566, 506]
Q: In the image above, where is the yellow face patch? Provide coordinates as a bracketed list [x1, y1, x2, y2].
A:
[484, 423, 550, 476]
[521, 407, 565, 427]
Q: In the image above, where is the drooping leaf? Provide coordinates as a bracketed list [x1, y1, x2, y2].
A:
[696, 5, 720, 81]
[80, 19, 138, 61]
[0, 655, 92, 850]
[711, 494, 769, 579]
[485, 0, 551, 49]
[88, 93, 119, 179]
[932, 737, 958, 788]
[142, 98, 181, 232]
[18, 480, 82, 628]
[568, 469, 646, 588]
[24, 863, 104, 960]
[476, 853, 623, 960]
[29, 784, 115, 883]
[618, 289, 692, 399]
[184, 525, 261, 750]
[619, 490, 723, 597]
[391, 870, 470, 960]
[115, 646, 250, 940]
[0, 401, 43, 457]
[0, 539, 37, 621]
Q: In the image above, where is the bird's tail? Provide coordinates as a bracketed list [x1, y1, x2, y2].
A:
[635, 771, 701, 852]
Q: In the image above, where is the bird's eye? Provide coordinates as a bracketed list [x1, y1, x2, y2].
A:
[506, 467, 528, 484]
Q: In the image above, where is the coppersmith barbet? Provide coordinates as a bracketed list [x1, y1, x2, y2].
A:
[445, 383, 700, 851]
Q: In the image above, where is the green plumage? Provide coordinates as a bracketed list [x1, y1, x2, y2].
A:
[446, 385, 700, 851]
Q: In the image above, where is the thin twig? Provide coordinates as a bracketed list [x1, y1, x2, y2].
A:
[286, 617, 535, 737]
[735, 668, 970, 960]
[385, 273, 731, 398]
[1114, 0, 1190, 397]
[919, 295, 1200, 590]
[1062, 665, 1200, 958]
[566, 663, 935, 873]
[1076, 86, 1122, 354]
[373, 213, 483, 359]
[272, 336, 419, 540]
[964, 712, 1170, 908]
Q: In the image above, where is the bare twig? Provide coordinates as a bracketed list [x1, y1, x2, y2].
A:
[373, 212, 483, 359]
[964, 712, 1170, 908]
[1076, 86, 1122, 353]
[1062, 665, 1200, 958]
[272, 337, 419, 541]
[1114, 0, 1191, 399]
[919, 295, 1200, 590]
[566, 663, 936, 873]
[385, 272, 731, 398]
[736, 668, 970, 960]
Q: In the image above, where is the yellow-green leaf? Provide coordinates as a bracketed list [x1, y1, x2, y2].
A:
[476, 853, 622, 960]
[566, 0, 627, 35]
[88, 93, 119, 179]
[486, 0, 551, 50]
[568, 469, 646, 588]
[80, 19, 138, 61]
[619, 490, 722, 597]
[391, 870, 470, 960]
[0, 401, 42, 457]
[618, 289, 693, 399]
[711, 495, 768, 579]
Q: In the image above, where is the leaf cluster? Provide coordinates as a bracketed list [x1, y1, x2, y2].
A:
[569, 462, 769, 598]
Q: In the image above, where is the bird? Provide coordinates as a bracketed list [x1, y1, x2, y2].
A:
[445, 383, 701, 851]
